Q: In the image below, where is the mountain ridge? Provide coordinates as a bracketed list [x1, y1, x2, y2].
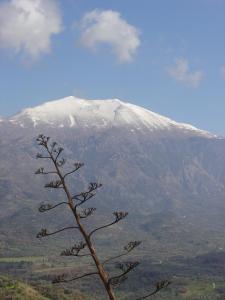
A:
[0, 95, 225, 258]
[5, 96, 214, 137]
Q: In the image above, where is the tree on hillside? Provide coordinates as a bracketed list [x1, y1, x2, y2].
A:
[35, 134, 170, 300]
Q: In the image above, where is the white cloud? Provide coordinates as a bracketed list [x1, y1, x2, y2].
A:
[0, 0, 63, 60]
[79, 9, 140, 63]
[220, 66, 225, 78]
[167, 58, 203, 88]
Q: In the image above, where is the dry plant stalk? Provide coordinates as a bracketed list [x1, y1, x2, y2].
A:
[35, 134, 170, 300]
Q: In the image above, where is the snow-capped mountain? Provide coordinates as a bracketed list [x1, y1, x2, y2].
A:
[0, 95, 225, 258]
[8, 96, 212, 137]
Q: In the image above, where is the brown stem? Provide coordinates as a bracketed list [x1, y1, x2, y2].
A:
[46, 146, 116, 300]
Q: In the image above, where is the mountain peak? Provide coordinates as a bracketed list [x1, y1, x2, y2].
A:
[8, 96, 213, 137]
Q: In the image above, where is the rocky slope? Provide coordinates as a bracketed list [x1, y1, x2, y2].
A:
[0, 96, 225, 258]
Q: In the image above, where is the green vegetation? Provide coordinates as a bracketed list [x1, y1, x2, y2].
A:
[1, 251, 225, 299]
[0, 276, 86, 300]
[0, 276, 48, 300]
[0, 256, 44, 263]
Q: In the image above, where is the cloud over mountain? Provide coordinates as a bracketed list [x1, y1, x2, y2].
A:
[220, 65, 225, 78]
[167, 58, 203, 88]
[0, 0, 63, 60]
[79, 9, 140, 62]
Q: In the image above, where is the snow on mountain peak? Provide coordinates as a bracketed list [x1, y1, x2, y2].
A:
[9, 96, 212, 136]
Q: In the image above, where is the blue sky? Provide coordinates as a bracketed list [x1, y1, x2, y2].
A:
[0, 0, 224, 135]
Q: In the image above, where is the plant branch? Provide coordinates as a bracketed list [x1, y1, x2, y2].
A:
[36, 226, 78, 238]
[78, 207, 96, 219]
[102, 241, 141, 266]
[36, 153, 51, 159]
[73, 182, 102, 207]
[134, 280, 171, 300]
[54, 147, 64, 162]
[35, 167, 57, 175]
[39, 202, 68, 212]
[52, 272, 99, 283]
[63, 162, 84, 179]
[89, 211, 128, 238]
[61, 241, 91, 257]
[44, 179, 63, 189]
[109, 261, 139, 286]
